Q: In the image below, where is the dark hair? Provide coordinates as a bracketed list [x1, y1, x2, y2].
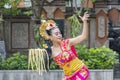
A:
[44, 27, 57, 71]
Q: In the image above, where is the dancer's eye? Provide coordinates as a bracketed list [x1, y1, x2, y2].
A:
[55, 32, 61, 36]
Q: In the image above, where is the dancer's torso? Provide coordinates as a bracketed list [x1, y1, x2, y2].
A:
[53, 39, 84, 76]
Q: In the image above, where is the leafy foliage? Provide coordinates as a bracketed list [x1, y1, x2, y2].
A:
[90, 0, 96, 2]
[50, 59, 60, 70]
[0, 52, 28, 70]
[67, 0, 97, 37]
[0, 0, 8, 8]
[0, 0, 32, 18]
[76, 45, 119, 69]
[34, 27, 45, 48]
[0, 0, 21, 8]
[23, 10, 33, 16]
[67, 14, 82, 37]
[8, 0, 21, 8]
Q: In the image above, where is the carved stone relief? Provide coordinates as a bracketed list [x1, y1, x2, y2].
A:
[96, 10, 108, 44]
[43, 6, 65, 19]
[98, 16, 105, 38]
[11, 23, 29, 49]
[108, 8, 119, 24]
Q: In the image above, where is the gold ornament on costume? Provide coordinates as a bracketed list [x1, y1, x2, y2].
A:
[28, 49, 49, 75]
[63, 52, 69, 60]
[43, 43, 48, 48]
[39, 20, 58, 40]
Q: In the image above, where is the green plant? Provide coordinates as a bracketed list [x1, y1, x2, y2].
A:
[76, 45, 89, 61]
[67, 14, 82, 37]
[50, 59, 60, 70]
[76, 45, 119, 69]
[67, 0, 97, 37]
[1, 52, 28, 70]
[34, 27, 45, 48]
[23, 10, 33, 16]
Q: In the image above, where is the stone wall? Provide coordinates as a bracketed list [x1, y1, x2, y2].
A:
[0, 70, 113, 80]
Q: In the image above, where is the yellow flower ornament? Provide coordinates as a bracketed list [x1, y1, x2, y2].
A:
[43, 44, 48, 48]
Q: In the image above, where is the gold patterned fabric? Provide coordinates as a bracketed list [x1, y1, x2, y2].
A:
[63, 58, 84, 76]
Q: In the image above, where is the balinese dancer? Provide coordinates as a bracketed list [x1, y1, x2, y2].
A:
[30, 12, 89, 80]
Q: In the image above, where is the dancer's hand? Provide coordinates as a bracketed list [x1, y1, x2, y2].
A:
[79, 12, 89, 22]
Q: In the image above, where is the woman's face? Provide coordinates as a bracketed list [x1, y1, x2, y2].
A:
[50, 28, 62, 43]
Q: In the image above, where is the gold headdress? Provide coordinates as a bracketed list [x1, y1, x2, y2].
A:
[39, 20, 58, 40]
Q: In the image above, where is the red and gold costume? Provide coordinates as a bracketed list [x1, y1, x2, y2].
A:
[53, 39, 90, 80]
